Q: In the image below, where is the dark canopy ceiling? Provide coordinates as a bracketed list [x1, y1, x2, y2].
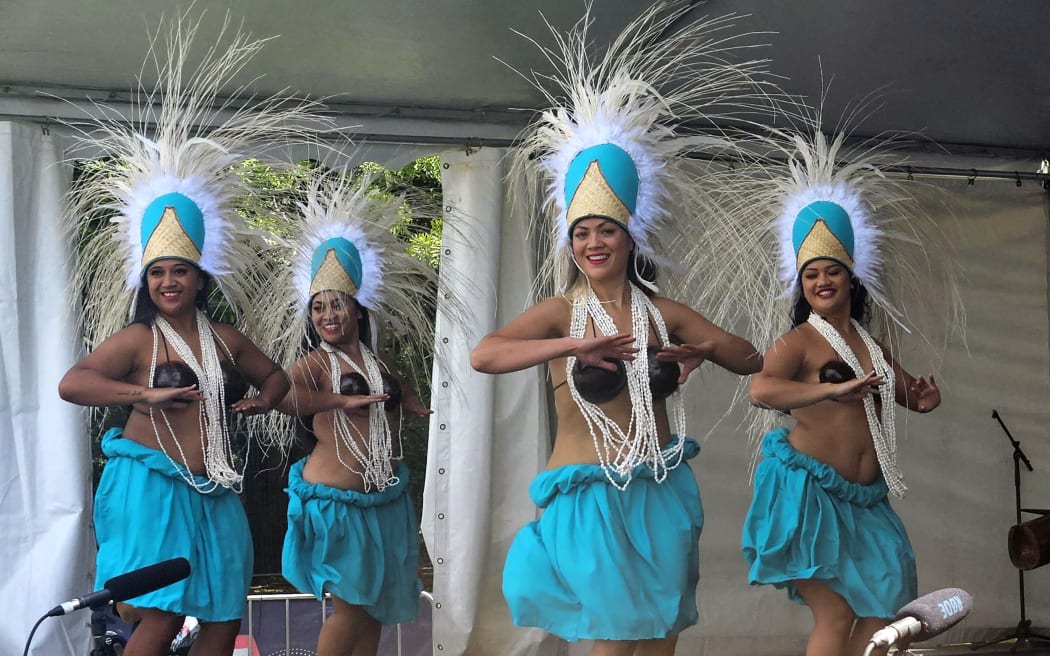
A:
[1, 0, 1048, 155]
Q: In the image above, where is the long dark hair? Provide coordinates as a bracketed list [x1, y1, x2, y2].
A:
[131, 265, 213, 326]
[791, 275, 870, 327]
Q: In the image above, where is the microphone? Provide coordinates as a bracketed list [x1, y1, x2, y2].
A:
[869, 588, 972, 648]
[47, 558, 191, 617]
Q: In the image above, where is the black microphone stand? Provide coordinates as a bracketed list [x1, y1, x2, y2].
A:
[88, 606, 119, 656]
[972, 409, 1050, 651]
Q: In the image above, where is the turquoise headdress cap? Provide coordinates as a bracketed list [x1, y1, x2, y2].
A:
[140, 192, 206, 270]
[792, 200, 855, 272]
[564, 143, 639, 232]
[310, 236, 363, 298]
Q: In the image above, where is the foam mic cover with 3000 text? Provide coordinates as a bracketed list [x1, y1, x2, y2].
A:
[869, 588, 973, 647]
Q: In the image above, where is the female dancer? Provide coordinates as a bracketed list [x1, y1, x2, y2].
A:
[742, 126, 958, 656]
[57, 14, 322, 655]
[472, 218, 759, 656]
[59, 256, 288, 654]
[470, 6, 773, 654]
[262, 170, 436, 656]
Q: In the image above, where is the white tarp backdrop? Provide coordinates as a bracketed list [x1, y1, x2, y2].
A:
[0, 122, 94, 656]
[427, 149, 1050, 655]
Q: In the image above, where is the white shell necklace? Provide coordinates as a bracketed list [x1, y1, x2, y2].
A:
[807, 312, 906, 498]
[321, 341, 399, 492]
[566, 282, 687, 490]
[149, 310, 245, 493]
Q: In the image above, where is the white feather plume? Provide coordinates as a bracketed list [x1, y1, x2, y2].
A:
[63, 10, 329, 348]
[508, 1, 786, 319]
[252, 167, 442, 455]
[740, 98, 965, 472]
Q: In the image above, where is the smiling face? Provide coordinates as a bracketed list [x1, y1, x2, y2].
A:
[800, 258, 852, 315]
[310, 290, 360, 346]
[146, 258, 204, 318]
[570, 217, 633, 281]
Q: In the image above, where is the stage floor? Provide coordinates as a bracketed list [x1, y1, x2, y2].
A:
[908, 642, 1050, 655]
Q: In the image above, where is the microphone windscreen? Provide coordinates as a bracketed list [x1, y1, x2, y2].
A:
[103, 558, 191, 603]
[895, 588, 972, 641]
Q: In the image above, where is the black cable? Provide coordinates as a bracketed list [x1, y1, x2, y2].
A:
[22, 612, 48, 656]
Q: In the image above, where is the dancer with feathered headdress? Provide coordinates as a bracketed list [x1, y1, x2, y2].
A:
[741, 106, 962, 656]
[470, 3, 774, 651]
[256, 166, 437, 656]
[57, 12, 325, 653]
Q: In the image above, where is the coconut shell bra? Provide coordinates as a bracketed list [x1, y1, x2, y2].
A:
[152, 332, 248, 405]
[339, 371, 403, 412]
[571, 346, 680, 404]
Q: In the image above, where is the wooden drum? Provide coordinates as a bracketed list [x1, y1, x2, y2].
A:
[1009, 512, 1050, 570]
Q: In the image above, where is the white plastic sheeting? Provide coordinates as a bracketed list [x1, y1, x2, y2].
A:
[0, 122, 94, 656]
[423, 148, 562, 655]
[426, 150, 1050, 655]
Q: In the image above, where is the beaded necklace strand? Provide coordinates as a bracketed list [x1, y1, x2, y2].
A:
[807, 312, 906, 498]
[320, 341, 400, 492]
[148, 310, 246, 493]
[566, 282, 686, 490]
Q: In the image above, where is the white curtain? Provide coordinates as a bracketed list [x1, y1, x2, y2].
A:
[427, 156, 1050, 654]
[0, 122, 94, 656]
[424, 147, 564, 656]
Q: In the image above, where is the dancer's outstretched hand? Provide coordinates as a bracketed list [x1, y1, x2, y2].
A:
[342, 393, 389, 417]
[911, 374, 940, 412]
[829, 371, 884, 403]
[574, 333, 637, 370]
[656, 342, 716, 384]
[142, 385, 201, 410]
[231, 396, 273, 416]
[403, 395, 434, 417]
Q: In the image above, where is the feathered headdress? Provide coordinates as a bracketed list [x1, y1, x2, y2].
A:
[254, 166, 440, 453]
[745, 104, 965, 353]
[504, 2, 786, 483]
[775, 131, 903, 325]
[265, 167, 437, 357]
[64, 11, 327, 347]
[743, 99, 965, 485]
[509, 2, 781, 310]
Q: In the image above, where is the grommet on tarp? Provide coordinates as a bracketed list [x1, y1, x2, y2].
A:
[967, 169, 977, 186]
[906, 166, 913, 181]
[1016, 172, 1022, 188]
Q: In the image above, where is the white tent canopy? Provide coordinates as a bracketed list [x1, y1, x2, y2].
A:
[1, 0, 1048, 153]
[1, 2, 1049, 654]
